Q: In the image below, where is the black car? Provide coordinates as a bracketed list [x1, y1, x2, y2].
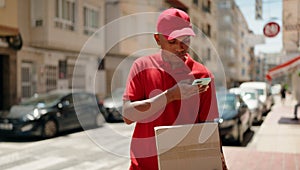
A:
[0, 90, 105, 138]
[216, 92, 252, 145]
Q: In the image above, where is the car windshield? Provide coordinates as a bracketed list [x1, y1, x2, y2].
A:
[217, 94, 236, 111]
[20, 93, 65, 108]
[242, 92, 256, 100]
[257, 89, 264, 95]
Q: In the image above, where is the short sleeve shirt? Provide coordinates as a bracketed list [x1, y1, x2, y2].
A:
[123, 52, 219, 170]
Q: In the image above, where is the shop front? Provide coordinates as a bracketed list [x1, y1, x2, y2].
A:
[266, 56, 300, 101]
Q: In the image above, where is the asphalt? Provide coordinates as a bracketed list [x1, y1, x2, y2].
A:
[223, 95, 300, 170]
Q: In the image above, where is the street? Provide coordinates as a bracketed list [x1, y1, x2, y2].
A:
[0, 120, 261, 170]
[0, 123, 135, 170]
[0, 95, 287, 170]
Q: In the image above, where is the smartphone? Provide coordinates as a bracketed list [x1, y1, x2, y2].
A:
[192, 77, 211, 85]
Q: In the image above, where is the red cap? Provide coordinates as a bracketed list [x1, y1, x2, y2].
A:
[156, 8, 195, 40]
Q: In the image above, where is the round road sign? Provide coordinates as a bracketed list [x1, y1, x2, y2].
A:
[263, 22, 280, 38]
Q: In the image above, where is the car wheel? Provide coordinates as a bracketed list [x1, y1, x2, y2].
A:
[42, 119, 58, 138]
[95, 113, 105, 127]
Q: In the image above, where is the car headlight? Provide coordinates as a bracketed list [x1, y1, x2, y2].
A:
[21, 123, 34, 132]
[23, 109, 42, 121]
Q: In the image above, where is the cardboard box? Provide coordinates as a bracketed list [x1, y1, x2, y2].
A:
[154, 122, 222, 170]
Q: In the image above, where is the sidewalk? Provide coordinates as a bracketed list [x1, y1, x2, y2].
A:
[223, 95, 300, 170]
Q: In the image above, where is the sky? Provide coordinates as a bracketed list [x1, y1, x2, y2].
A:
[235, 0, 282, 54]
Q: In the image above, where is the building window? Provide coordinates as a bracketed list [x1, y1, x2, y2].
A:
[193, 0, 198, 6]
[242, 56, 245, 63]
[201, 24, 211, 37]
[31, 0, 44, 27]
[67, 64, 74, 89]
[21, 62, 34, 98]
[206, 24, 211, 37]
[46, 65, 57, 92]
[206, 48, 211, 61]
[83, 6, 99, 36]
[218, 1, 231, 9]
[98, 58, 105, 70]
[55, 0, 76, 31]
[202, 0, 211, 13]
[59, 60, 67, 79]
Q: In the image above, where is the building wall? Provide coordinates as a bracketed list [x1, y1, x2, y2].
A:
[236, 6, 251, 82]
[0, 0, 19, 110]
[0, 0, 18, 35]
[282, 0, 300, 101]
[283, 0, 300, 55]
[178, 0, 224, 88]
[105, 0, 163, 93]
[16, 0, 106, 100]
[217, 0, 238, 87]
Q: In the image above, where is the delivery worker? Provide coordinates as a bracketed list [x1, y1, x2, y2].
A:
[122, 8, 227, 170]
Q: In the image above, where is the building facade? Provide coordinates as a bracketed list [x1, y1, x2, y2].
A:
[0, 0, 20, 110]
[0, 0, 264, 110]
[2, 0, 106, 107]
[104, 0, 163, 94]
[281, 0, 300, 100]
[283, 0, 300, 58]
[178, 0, 224, 89]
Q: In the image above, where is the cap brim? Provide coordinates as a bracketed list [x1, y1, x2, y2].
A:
[166, 27, 195, 40]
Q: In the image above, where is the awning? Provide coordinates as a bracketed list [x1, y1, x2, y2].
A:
[0, 25, 19, 37]
[266, 56, 300, 80]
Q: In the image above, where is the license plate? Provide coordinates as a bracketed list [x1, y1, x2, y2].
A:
[0, 123, 13, 130]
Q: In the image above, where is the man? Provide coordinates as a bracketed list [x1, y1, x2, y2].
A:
[122, 8, 227, 170]
[293, 87, 300, 120]
[280, 84, 287, 105]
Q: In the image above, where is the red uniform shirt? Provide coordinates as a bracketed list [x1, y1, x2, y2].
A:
[123, 52, 219, 170]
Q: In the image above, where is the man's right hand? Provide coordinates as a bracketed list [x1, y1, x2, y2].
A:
[166, 80, 209, 102]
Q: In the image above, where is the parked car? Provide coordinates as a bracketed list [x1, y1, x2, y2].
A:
[240, 89, 264, 124]
[228, 87, 241, 95]
[102, 88, 124, 122]
[0, 90, 105, 138]
[270, 84, 282, 95]
[216, 92, 252, 145]
[229, 87, 264, 124]
[240, 81, 274, 115]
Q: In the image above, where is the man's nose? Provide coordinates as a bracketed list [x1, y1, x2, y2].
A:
[175, 42, 185, 52]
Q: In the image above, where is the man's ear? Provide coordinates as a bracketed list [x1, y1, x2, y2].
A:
[154, 34, 161, 46]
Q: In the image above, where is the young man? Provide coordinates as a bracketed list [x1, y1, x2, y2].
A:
[293, 87, 300, 120]
[123, 8, 227, 170]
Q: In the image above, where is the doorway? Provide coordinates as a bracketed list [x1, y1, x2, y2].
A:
[0, 55, 9, 110]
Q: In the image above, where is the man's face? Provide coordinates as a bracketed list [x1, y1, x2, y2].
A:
[154, 34, 191, 60]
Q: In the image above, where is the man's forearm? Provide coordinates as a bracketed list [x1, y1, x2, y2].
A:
[122, 83, 208, 124]
[122, 90, 173, 124]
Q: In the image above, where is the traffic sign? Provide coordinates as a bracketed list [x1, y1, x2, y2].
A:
[263, 22, 280, 38]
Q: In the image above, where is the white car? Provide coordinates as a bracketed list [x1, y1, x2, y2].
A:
[240, 82, 274, 114]
[271, 84, 282, 95]
[241, 89, 264, 124]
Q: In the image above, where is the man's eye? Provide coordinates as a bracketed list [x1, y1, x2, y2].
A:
[182, 38, 190, 44]
[168, 40, 176, 44]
